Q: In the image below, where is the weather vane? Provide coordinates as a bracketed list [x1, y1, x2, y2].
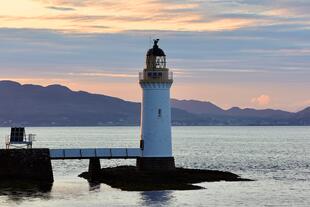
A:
[153, 39, 159, 46]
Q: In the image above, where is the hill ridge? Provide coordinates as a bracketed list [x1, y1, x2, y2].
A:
[0, 80, 308, 126]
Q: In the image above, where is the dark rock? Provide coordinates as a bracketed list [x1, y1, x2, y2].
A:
[136, 157, 175, 171]
[79, 165, 252, 191]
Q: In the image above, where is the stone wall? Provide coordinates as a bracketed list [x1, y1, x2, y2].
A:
[0, 148, 53, 182]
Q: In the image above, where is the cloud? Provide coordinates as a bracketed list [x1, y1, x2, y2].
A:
[46, 6, 75, 11]
[251, 95, 271, 106]
[0, 0, 268, 33]
[68, 72, 137, 78]
[262, 8, 293, 17]
[0, 0, 308, 34]
[1, 0, 310, 111]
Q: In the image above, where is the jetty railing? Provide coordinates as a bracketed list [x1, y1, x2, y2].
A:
[139, 71, 173, 83]
[5, 134, 35, 149]
[49, 148, 142, 159]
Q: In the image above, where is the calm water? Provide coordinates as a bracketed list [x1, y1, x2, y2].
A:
[0, 126, 309, 206]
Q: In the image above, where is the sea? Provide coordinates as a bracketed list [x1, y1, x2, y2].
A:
[0, 126, 309, 207]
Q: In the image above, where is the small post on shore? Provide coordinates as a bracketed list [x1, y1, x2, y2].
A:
[88, 158, 101, 180]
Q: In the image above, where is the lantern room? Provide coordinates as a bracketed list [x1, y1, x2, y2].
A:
[140, 39, 173, 83]
[146, 39, 166, 69]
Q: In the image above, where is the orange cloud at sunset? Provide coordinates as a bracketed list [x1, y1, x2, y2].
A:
[0, 0, 258, 33]
[251, 95, 271, 106]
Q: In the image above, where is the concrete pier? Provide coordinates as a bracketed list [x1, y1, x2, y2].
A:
[0, 149, 53, 182]
[88, 158, 101, 180]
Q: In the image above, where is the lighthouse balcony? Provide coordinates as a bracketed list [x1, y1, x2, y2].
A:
[139, 71, 173, 83]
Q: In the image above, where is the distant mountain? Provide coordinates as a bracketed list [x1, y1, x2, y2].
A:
[171, 99, 294, 119]
[0, 80, 200, 126]
[0, 80, 309, 126]
[169, 96, 309, 125]
[225, 107, 292, 118]
[0, 81, 140, 126]
[171, 99, 225, 115]
[294, 107, 310, 124]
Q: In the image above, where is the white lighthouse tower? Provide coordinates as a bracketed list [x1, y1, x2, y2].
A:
[137, 39, 175, 170]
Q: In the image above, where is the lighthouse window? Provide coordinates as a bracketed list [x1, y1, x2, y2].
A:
[155, 56, 166, 68]
[158, 109, 162, 117]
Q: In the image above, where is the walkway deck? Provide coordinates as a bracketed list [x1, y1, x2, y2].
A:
[49, 148, 142, 159]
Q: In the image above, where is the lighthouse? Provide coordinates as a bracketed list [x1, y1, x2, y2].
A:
[137, 39, 175, 170]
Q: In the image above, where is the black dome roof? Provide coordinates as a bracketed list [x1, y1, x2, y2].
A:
[146, 39, 166, 56]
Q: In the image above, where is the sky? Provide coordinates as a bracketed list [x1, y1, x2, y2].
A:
[0, 0, 309, 112]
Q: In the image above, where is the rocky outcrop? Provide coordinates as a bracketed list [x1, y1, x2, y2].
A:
[79, 165, 251, 191]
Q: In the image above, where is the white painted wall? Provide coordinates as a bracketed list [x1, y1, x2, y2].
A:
[140, 82, 172, 157]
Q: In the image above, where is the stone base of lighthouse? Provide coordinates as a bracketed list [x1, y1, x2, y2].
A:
[136, 157, 175, 171]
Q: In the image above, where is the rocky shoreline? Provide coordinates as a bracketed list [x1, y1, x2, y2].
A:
[79, 166, 252, 191]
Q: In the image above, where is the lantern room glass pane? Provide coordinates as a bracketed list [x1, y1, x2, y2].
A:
[155, 56, 166, 69]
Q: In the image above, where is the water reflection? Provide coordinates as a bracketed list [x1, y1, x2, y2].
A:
[88, 181, 101, 191]
[140, 191, 174, 206]
[0, 180, 52, 203]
